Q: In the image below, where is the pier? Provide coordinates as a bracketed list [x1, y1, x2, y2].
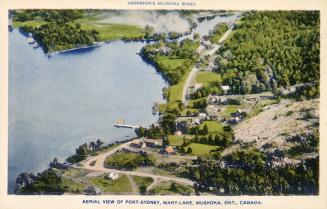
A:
[114, 119, 139, 129]
[114, 124, 139, 129]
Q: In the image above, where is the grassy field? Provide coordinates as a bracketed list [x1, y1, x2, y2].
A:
[195, 71, 221, 87]
[221, 105, 240, 117]
[157, 56, 189, 70]
[80, 23, 145, 41]
[60, 178, 86, 193]
[168, 72, 190, 102]
[199, 121, 225, 135]
[168, 134, 194, 146]
[12, 13, 145, 42]
[62, 168, 89, 178]
[88, 175, 132, 193]
[180, 108, 199, 116]
[12, 19, 48, 28]
[186, 143, 218, 156]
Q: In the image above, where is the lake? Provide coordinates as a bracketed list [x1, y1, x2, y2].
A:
[8, 12, 239, 193]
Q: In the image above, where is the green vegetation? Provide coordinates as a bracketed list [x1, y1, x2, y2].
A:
[209, 22, 229, 43]
[12, 9, 147, 53]
[185, 143, 218, 156]
[199, 121, 224, 135]
[16, 169, 64, 194]
[104, 152, 154, 170]
[79, 23, 144, 41]
[60, 178, 86, 193]
[148, 182, 195, 195]
[286, 131, 319, 157]
[65, 139, 105, 164]
[142, 39, 198, 85]
[22, 23, 100, 53]
[132, 176, 154, 193]
[188, 152, 318, 195]
[195, 71, 222, 87]
[88, 175, 132, 193]
[168, 135, 184, 146]
[216, 11, 320, 95]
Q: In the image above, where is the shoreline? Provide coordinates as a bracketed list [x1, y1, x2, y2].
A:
[46, 42, 105, 57]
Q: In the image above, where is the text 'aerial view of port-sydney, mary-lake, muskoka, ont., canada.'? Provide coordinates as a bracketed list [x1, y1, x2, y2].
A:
[8, 9, 319, 196]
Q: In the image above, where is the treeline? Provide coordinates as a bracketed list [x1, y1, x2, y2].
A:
[209, 22, 229, 43]
[136, 114, 177, 138]
[286, 130, 319, 157]
[189, 152, 319, 195]
[66, 139, 104, 164]
[216, 11, 319, 96]
[187, 125, 234, 150]
[190, 86, 223, 100]
[13, 9, 83, 23]
[15, 169, 64, 195]
[22, 22, 100, 53]
[104, 152, 154, 170]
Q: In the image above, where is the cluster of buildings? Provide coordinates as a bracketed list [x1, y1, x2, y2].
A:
[128, 137, 176, 155]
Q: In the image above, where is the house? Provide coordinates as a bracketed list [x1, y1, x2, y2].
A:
[84, 186, 101, 195]
[130, 139, 145, 148]
[160, 146, 176, 155]
[221, 85, 230, 93]
[198, 112, 207, 120]
[231, 109, 247, 119]
[143, 138, 158, 148]
[174, 130, 182, 136]
[228, 116, 241, 125]
[105, 172, 120, 180]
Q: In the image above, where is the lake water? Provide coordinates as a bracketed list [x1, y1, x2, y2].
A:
[8, 30, 167, 193]
[8, 13, 240, 193]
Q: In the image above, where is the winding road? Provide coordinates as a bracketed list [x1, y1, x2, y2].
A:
[181, 26, 235, 105]
[73, 141, 195, 191]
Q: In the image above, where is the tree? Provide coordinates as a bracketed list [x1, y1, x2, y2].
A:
[187, 147, 192, 154]
[203, 124, 209, 135]
[139, 185, 147, 195]
[170, 182, 177, 192]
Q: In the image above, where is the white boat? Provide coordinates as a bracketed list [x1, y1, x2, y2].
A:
[32, 42, 39, 48]
[27, 37, 34, 44]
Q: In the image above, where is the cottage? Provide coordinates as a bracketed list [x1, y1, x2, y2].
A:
[221, 85, 230, 93]
[228, 116, 241, 125]
[105, 172, 120, 180]
[174, 130, 182, 136]
[143, 138, 158, 148]
[130, 139, 145, 148]
[231, 109, 247, 119]
[198, 112, 207, 120]
[161, 146, 176, 155]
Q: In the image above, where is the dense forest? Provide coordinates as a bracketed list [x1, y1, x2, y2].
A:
[15, 10, 100, 53]
[22, 23, 100, 53]
[189, 152, 319, 195]
[215, 11, 320, 95]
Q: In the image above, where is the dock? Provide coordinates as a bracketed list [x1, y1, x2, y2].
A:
[114, 124, 139, 129]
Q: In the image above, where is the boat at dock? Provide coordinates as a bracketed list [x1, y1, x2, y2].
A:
[27, 37, 34, 44]
[32, 42, 39, 48]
